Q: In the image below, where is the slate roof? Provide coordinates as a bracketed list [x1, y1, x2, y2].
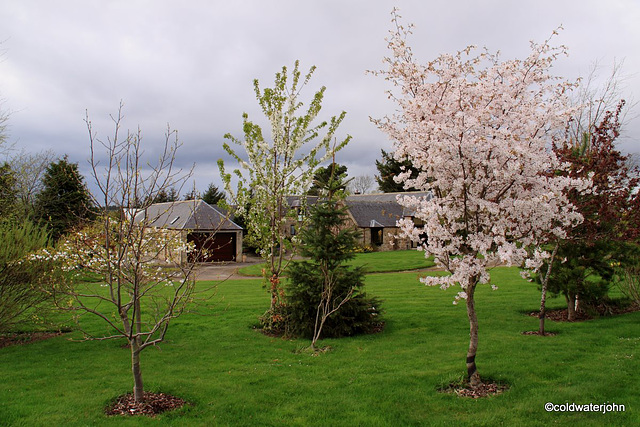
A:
[133, 200, 242, 231]
[286, 196, 319, 208]
[344, 192, 431, 228]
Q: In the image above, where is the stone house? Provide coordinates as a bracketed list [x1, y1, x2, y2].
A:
[133, 199, 243, 263]
[343, 192, 430, 251]
[283, 192, 430, 251]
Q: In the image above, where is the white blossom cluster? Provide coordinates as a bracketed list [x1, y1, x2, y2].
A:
[33, 219, 195, 287]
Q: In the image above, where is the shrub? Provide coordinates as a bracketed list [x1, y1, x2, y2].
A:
[0, 219, 57, 333]
[615, 255, 640, 305]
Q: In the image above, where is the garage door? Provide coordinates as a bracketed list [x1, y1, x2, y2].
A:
[187, 232, 236, 262]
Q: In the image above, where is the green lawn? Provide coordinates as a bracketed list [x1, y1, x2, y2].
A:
[238, 249, 436, 276]
[1, 267, 638, 426]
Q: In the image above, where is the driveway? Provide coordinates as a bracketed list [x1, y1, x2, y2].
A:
[194, 254, 262, 281]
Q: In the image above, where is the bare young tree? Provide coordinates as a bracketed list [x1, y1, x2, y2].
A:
[569, 59, 637, 144]
[44, 104, 212, 405]
[0, 99, 10, 156]
[349, 174, 375, 194]
[9, 149, 56, 215]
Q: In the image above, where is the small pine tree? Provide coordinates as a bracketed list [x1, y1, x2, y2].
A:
[286, 163, 382, 344]
[35, 156, 93, 241]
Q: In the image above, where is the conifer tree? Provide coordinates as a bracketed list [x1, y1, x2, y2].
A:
[308, 164, 347, 196]
[201, 182, 226, 205]
[375, 149, 419, 193]
[35, 156, 93, 241]
[286, 162, 381, 349]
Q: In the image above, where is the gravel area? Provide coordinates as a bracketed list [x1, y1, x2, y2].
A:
[193, 254, 262, 281]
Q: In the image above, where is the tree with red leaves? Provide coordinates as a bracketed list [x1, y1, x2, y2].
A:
[547, 100, 640, 320]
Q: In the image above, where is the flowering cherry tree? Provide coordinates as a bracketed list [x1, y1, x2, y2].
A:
[374, 11, 587, 387]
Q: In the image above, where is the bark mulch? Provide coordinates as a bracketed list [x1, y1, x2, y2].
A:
[105, 392, 187, 417]
[0, 331, 68, 349]
[439, 381, 509, 398]
[528, 302, 640, 323]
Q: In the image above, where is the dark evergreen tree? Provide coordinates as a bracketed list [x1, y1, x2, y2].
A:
[183, 188, 199, 201]
[307, 164, 348, 196]
[286, 164, 382, 343]
[147, 187, 180, 204]
[35, 156, 93, 241]
[375, 149, 420, 192]
[201, 182, 226, 205]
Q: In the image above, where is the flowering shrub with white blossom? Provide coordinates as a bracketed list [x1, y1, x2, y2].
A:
[46, 103, 206, 404]
[219, 60, 350, 326]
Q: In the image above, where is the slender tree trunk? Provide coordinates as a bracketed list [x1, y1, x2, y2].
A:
[566, 292, 576, 321]
[132, 293, 144, 402]
[539, 243, 559, 335]
[268, 274, 280, 312]
[310, 313, 324, 351]
[539, 291, 547, 335]
[131, 342, 144, 402]
[465, 280, 481, 387]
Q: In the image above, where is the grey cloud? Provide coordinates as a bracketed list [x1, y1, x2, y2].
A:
[1, 0, 638, 198]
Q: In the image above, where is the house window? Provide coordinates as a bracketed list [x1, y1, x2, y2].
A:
[290, 225, 296, 236]
[371, 227, 383, 246]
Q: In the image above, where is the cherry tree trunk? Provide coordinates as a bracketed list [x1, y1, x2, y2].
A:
[566, 292, 576, 321]
[539, 284, 548, 335]
[539, 243, 558, 336]
[465, 282, 481, 387]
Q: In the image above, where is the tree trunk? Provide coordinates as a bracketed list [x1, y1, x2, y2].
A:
[539, 243, 558, 336]
[132, 293, 144, 402]
[131, 343, 144, 402]
[269, 274, 279, 312]
[465, 281, 481, 388]
[539, 273, 549, 335]
[566, 292, 576, 321]
[538, 301, 546, 335]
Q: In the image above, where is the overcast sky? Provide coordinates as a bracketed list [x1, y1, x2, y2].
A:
[1, 0, 639, 197]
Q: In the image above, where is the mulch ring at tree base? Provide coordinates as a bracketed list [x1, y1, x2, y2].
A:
[528, 302, 640, 323]
[0, 331, 69, 349]
[105, 392, 187, 417]
[439, 381, 509, 398]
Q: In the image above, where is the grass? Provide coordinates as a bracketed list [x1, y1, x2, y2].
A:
[237, 249, 436, 276]
[1, 267, 639, 425]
